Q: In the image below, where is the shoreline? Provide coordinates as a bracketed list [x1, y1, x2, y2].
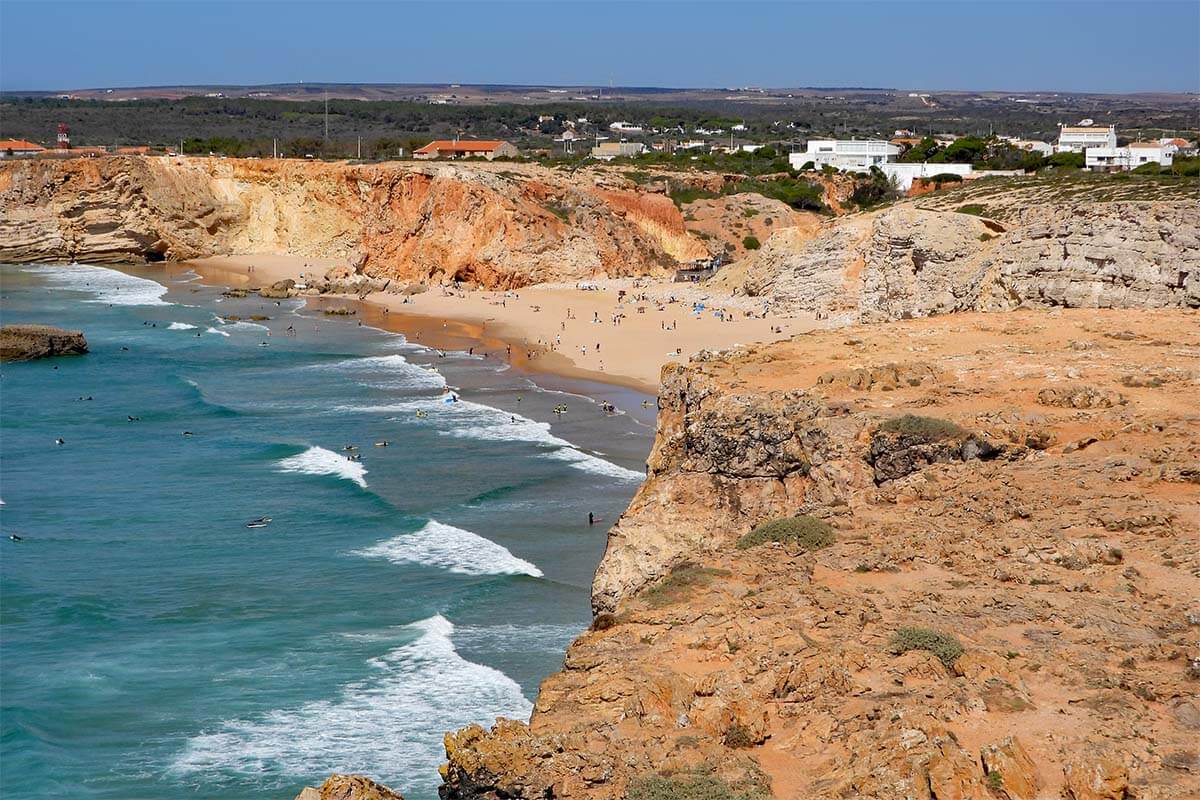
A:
[175, 257, 662, 426]
[182, 253, 823, 397]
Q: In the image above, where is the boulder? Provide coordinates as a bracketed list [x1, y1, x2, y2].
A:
[258, 279, 296, 299]
[0, 325, 88, 362]
[293, 774, 404, 800]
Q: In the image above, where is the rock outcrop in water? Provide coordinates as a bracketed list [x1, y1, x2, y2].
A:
[0, 157, 702, 289]
[437, 308, 1200, 799]
[0, 324, 88, 362]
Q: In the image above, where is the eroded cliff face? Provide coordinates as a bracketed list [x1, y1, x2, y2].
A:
[440, 308, 1200, 800]
[734, 199, 1199, 321]
[0, 157, 697, 288]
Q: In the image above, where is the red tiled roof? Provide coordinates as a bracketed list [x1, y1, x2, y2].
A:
[0, 139, 45, 151]
[414, 139, 506, 154]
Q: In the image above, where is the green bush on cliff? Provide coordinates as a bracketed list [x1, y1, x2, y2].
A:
[889, 627, 964, 668]
[627, 772, 768, 800]
[736, 515, 835, 551]
[878, 414, 965, 443]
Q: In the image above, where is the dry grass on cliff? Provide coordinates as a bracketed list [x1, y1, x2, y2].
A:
[642, 563, 732, 607]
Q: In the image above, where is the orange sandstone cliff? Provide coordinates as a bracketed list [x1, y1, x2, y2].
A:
[0, 157, 701, 288]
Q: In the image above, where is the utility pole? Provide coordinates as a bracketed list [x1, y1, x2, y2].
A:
[357, 136, 361, 160]
[273, 138, 277, 159]
[324, 90, 329, 143]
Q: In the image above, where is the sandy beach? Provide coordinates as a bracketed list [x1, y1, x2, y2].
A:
[186, 254, 820, 393]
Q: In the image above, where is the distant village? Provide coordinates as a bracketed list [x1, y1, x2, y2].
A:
[3, 117, 1195, 191]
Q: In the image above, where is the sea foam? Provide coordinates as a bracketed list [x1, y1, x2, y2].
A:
[27, 264, 170, 306]
[276, 446, 367, 488]
[309, 354, 446, 391]
[170, 615, 532, 792]
[351, 520, 542, 577]
[168, 322, 198, 330]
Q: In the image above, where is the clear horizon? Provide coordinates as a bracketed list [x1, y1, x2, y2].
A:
[2, 0, 1198, 95]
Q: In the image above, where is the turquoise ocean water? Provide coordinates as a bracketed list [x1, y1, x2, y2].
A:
[0, 263, 651, 799]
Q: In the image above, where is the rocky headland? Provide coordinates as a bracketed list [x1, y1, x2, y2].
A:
[0, 324, 88, 362]
[438, 308, 1200, 799]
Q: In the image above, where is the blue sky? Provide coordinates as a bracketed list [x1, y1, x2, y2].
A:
[1, 0, 1197, 93]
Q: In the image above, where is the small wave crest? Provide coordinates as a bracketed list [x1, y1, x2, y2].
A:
[168, 322, 198, 331]
[205, 327, 230, 337]
[351, 520, 542, 577]
[170, 615, 532, 792]
[276, 446, 366, 488]
[308, 354, 445, 391]
[27, 264, 169, 306]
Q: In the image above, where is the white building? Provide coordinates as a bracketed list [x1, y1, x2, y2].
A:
[879, 162, 973, 190]
[789, 139, 900, 171]
[591, 141, 646, 160]
[1086, 142, 1174, 172]
[609, 122, 644, 134]
[1056, 125, 1117, 153]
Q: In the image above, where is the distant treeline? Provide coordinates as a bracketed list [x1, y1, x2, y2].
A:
[3, 95, 1195, 154]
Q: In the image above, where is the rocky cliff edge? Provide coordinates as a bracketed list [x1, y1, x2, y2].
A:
[440, 307, 1200, 800]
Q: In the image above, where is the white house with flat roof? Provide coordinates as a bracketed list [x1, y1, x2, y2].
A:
[879, 162, 973, 190]
[1086, 142, 1174, 172]
[1056, 125, 1117, 153]
[789, 139, 900, 171]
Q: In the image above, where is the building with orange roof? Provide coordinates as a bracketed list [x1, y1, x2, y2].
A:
[413, 139, 518, 160]
[0, 139, 47, 158]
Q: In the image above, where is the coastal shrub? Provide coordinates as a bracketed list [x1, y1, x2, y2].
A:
[986, 771, 1004, 791]
[669, 186, 720, 206]
[737, 515, 835, 551]
[590, 612, 620, 631]
[878, 414, 965, 443]
[956, 203, 986, 216]
[929, 172, 964, 185]
[889, 627, 964, 668]
[742, 235, 761, 250]
[642, 562, 731, 607]
[627, 773, 766, 800]
[723, 723, 757, 748]
[743, 206, 760, 218]
[1047, 151, 1085, 169]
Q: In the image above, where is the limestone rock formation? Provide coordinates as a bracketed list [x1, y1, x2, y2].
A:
[729, 197, 1199, 320]
[0, 157, 699, 289]
[437, 308, 1200, 799]
[0, 324, 88, 362]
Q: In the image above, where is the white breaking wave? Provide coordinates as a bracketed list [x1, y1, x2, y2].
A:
[205, 327, 230, 337]
[542, 446, 645, 481]
[309, 354, 446, 391]
[168, 322, 198, 330]
[276, 446, 367, 488]
[337, 397, 642, 482]
[170, 615, 532, 792]
[351, 520, 542, 577]
[223, 320, 270, 332]
[27, 264, 169, 306]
